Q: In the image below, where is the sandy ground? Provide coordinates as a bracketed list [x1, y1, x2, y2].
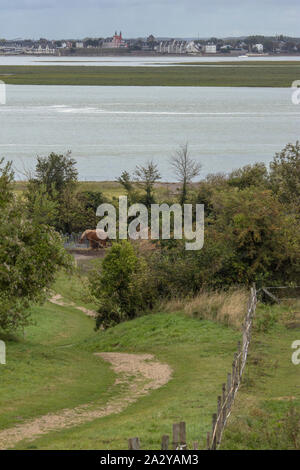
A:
[0, 352, 172, 450]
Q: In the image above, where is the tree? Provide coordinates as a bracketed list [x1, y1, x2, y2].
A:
[0, 160, 72, 331]
[70, 191, 106, 232]
[228, 163, 268, 190]
[25, 183, 59, 226]
[0, 158, 14, 208]
[117, 171, 137, 204]
[134, 160, 161, 207]
[27, 152, 78, 232]
[32, 151, 78, 197]
[203, 187, 300, 286]
[170, 144, 202, 205]
[269, 142, 300, 211]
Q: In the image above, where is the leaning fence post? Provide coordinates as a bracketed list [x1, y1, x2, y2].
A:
[227, 372, 232, 409]
[217, 395, 222, 444]
[222, 383, 226, 424]
[237, 341, 242, 380]
[233, 353, 238, 388]
[128, 437, 140, 450]
[211, 413, 217, 450]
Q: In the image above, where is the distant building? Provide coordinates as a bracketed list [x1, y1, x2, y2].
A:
[255, 43, 264, 53]
[76, 42, 84, 49]
[204, 44, 217, 54]
[103, 31, 127, 49]
[32, 44, 55, 55]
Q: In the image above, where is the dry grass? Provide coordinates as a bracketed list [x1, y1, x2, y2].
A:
[164, 289, 249, 329]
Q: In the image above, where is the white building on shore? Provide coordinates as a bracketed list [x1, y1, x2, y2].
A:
[204, 44, 217, 54]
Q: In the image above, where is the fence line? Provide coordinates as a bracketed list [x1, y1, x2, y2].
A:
[258, 286, 300, 302]
[207, 285, 257, 449]
[128, 285, 257, 451]
[62, 232, 89, 249]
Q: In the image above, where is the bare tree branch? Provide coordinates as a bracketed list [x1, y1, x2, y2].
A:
[170, 143, 202, 204]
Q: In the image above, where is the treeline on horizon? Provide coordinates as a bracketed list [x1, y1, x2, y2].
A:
[0, 142, 300, 330]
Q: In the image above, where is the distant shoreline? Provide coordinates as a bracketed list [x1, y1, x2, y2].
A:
[2, 52, 300, 58]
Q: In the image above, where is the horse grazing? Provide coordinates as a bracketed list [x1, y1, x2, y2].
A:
[80, 229, 109, 249]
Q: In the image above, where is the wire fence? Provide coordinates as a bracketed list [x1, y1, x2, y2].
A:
[61, 232, 89, 250]
[258, 286, 300, 302]
[207, 285, 257, 449]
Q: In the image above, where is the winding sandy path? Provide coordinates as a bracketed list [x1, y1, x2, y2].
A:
[0, 353, 172, 450]
[49, 294, 97, 318]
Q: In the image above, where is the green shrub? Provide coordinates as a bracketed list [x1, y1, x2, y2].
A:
[255, 306, 279, 333]
[90, 241, 155, 329]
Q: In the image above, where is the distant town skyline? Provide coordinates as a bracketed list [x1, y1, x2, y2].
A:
[0, 0, 299, 40]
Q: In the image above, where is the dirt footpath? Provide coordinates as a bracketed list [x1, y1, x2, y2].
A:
[49, 294, 97, 318]
[0, 353, 172, 450]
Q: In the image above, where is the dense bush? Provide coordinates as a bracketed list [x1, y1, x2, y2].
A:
[90, 241, 155, 329]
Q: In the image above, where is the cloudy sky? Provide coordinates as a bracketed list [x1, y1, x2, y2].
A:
[0, 0, 299, 39]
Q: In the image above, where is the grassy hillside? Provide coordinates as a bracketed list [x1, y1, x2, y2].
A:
[12, 311, 240, 450]
[0, 274, 116, 433]
[1, 62, 300, 87]
[1, 268, 299, 450]
[221, 302, 300, 450]
[0, 269, 241, 450]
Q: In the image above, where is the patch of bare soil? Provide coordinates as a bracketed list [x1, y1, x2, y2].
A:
[0, 353, 172, 450]
[68, 248, 107, 262]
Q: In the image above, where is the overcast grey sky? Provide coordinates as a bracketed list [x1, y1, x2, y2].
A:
[0, 0, 299, 39]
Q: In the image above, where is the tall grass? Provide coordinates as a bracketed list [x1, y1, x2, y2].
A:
[164, 289, 248, 329]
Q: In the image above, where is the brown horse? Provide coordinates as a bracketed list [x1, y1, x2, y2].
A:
[80, 229, 109, 249]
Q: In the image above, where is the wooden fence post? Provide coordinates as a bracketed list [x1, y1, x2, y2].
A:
[179, 421, 187, 449]
[227, 372, 232, 408]
[128, 437, 140, 450]
[172, 423, 180, 450]
[206, 432, 210, 450]
[161, 435, 169, 450]
[222, 383, 226, 424]
[211, 413, 217, 450]
[233, 353, 238, 388]
[237, 341, 241, 380]
[172, 422, 186, 449]
[217, 395, 222, 444]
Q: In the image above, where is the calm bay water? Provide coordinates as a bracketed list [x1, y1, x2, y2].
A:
[1, 85, 299, 180]
[1, 55, 300, 67]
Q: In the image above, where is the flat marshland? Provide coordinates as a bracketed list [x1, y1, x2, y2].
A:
[1, 61, 300, 87]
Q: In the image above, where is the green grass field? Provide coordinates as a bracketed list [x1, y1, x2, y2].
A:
[221, 302, 300, 450]
[0, 267, 299, 450]
[14, 180, 180, 202]
[1, 62, 300, 87]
